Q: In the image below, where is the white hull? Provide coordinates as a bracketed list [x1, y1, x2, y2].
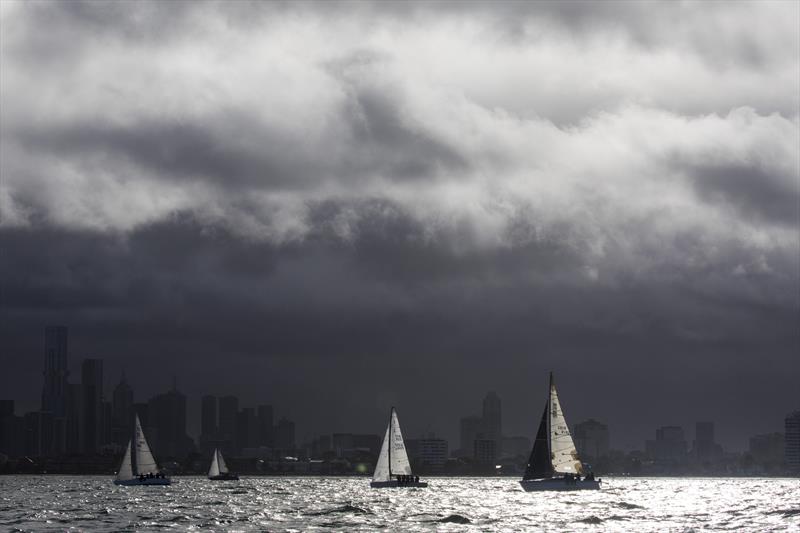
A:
[114, 478, 172, 486]
[370, 480, 428, 488]
[519, 478, 600, 491]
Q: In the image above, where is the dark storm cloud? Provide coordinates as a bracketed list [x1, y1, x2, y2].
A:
[1, 0, 798, 447]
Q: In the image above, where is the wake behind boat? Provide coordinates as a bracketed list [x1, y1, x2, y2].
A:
[208, 448, 239, 480]
[520, 373, 600, 491]
[370, 407, 427, 488]
[114, 414, 171, 486]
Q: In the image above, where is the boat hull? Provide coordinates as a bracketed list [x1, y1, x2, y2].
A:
[519, 478, 600, 491]
[370, 480, 428, 488]
[209, 474, 240, 481]
[114, 477, 172, 486]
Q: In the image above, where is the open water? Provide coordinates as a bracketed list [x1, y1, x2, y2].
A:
[0, 476, 798, 531]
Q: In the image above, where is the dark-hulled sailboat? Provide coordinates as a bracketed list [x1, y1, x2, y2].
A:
[520, 373, 601, 491]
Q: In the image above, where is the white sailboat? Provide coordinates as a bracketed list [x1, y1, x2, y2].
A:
[114, 414, 171, 486]
[208, 448, 239, 480]
[370, 407, 427, 488]
[519, 373, 601, 491]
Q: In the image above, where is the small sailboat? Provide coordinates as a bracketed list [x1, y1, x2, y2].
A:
[370, 407, 427, 488]
[114, 414, 171, 486]
[520, 373, 601, 491]
[208, 448, 239, 480]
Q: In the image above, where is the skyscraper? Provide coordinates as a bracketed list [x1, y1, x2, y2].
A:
[573, 419, 610, 460]
[42, 326, 69, 417]
[111, 373, 134, 445]
[201, 395, 218, 439]
[147, 385, 193, 458]
[785, 411, 800, 473]
[275, 417, 295, 451]
[257, 405, 274, 447]
[81, 358, 103, 453]
[693, 421, 722, 462]
[218, 395, 239, 453]
[459, 415, 482, 458]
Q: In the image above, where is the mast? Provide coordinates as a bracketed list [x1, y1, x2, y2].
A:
[547, 371, 553, 463]
[388, 406, 394, 479]
[131, 415, 137, 476]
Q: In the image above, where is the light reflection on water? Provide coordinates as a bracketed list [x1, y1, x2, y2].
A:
[1, 476, 798, 531]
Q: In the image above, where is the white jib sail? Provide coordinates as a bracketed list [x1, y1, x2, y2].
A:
[549, 383, 583, 474]
[389, 410, 412, 476]
[217, 450, 229, 474]
[116, 440, 133, 481]
[208, 448, 220, 477]
[134, 414, 158, 475]
[372, 422, 391, 482]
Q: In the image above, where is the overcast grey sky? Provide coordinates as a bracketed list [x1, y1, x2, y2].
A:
[1, 1, 798, 450]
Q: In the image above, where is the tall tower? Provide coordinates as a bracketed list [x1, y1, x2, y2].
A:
[786, 411, 800, 474]
[42, 326, 69, 417]
[81, 358, 104, 453]
[111, 373, 134, 445]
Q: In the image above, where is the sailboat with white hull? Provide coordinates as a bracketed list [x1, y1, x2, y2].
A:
[519, 373, 601, 491]
[208, 448, 239, 480]
[370, 407, 428, 488]
[114, 414, 171, 486]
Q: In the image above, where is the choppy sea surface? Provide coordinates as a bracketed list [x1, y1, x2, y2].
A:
[1, 476, 798, 532]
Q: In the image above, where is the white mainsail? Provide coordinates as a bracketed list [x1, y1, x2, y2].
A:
[208, 449, 220, 477]
[372, 408, 413, 482]
[217, 450, 229, 474]
[134, 414, 158, 475]
[116, 440, 133, 481]
[549, 380, 583, 474]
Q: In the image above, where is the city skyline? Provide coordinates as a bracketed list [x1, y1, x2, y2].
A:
[1, 326, 795, 457]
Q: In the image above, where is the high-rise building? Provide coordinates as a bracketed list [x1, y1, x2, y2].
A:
[111, 373, 134, 445]
[459, 415, 482, 458]
[473, 438, 497, 465]
[693, 421, 722, 462]
[749, 432, 784, 465]
[81, 358, 104, 453]
[201, 395, 218, 438]
[573, 419, 610, 460]
[0, 401, 13, 417]
[646, 426, 688, 463]
[785, 411, 800, 473]
[275, 417, 295, 451]
[65, 383, 85, 453]
[24, 411, 54, 457]
[257, 405, 274, 447]
[0, 402, 24, 458]
[42, 326, 69, 417]
[406, 436, 449, 471]
[218, 396, 239, 441]
[237, 407, 259, 450]
[147, 386, 193, 458]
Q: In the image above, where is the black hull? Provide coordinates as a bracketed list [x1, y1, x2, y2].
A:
[209, 474, 239, 481]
